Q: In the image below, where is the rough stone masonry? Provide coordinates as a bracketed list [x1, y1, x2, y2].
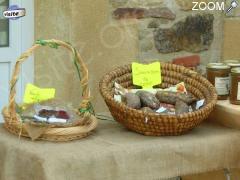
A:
[153, 14, 214, 53]
[109, 0, 224, 74]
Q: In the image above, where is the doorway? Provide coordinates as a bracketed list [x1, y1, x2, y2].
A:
[0, 0, 34, 122]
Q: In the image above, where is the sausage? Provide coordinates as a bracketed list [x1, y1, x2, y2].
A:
[124, 93, 141, 109]
[175, 100, 189, 115]
[136, 91, 160, 109]
[141, 107, 155, 113]
[156, 91, 196, 105]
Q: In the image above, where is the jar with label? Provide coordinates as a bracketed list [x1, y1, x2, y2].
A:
[223, 60, 240, 70]
[230, 67, 240, 105]
[207, 63, 230, 100]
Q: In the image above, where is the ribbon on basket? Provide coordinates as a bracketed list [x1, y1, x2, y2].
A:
[35, 39, 60, 49]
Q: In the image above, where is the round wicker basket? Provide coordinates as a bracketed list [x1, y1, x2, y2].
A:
[99, 62, 217, 136]
[2, 39, 98, 142]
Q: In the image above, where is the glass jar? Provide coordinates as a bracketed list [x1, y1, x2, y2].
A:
[230, 67, 240, 105]
[223, 60, 240, 70]
[207, 63, 230, 100]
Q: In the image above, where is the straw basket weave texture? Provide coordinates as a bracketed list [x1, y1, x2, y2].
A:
[99, 63, 217, 136]
[2, 39, 98, 142]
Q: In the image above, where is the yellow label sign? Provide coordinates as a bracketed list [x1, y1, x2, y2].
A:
[132, 62, 161, 89]
[23, 84, 56, 104]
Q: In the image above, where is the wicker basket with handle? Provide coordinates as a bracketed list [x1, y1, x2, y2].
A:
[2, 39, 98, 142]
[99, 63, 217, 136]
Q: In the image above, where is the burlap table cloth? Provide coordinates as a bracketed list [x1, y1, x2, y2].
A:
[0, 121, 240, 180]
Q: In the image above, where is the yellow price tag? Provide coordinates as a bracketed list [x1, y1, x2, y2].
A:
[23, 84, 56, 104]
[132, 62, 161, 89]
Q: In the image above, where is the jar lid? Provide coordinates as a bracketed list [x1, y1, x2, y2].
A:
[227, 63, 240, 67]
[231, 67, 240, 73]
[207, 63, 230, 69]
[223, 60, 240, 64]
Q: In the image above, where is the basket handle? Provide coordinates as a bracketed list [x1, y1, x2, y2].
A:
[8, 39, 90, 118]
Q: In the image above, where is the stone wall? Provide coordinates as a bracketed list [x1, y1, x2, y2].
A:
[223, 0, 240, 60]
[109, 0, 225, 74]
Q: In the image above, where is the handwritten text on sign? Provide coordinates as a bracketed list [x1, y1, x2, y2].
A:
[132, 62, 161, 89]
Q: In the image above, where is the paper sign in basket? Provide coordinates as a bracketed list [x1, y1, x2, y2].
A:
[132, 62, 161, 89]
[23, 83, 56, 104]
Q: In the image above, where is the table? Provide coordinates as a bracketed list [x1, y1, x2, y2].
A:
[208, 100, 240, 129]
[0, 121, 240, 180]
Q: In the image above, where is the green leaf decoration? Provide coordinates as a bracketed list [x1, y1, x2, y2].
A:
[79, 102, 95, 115]
[36, 39, 59, 49]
